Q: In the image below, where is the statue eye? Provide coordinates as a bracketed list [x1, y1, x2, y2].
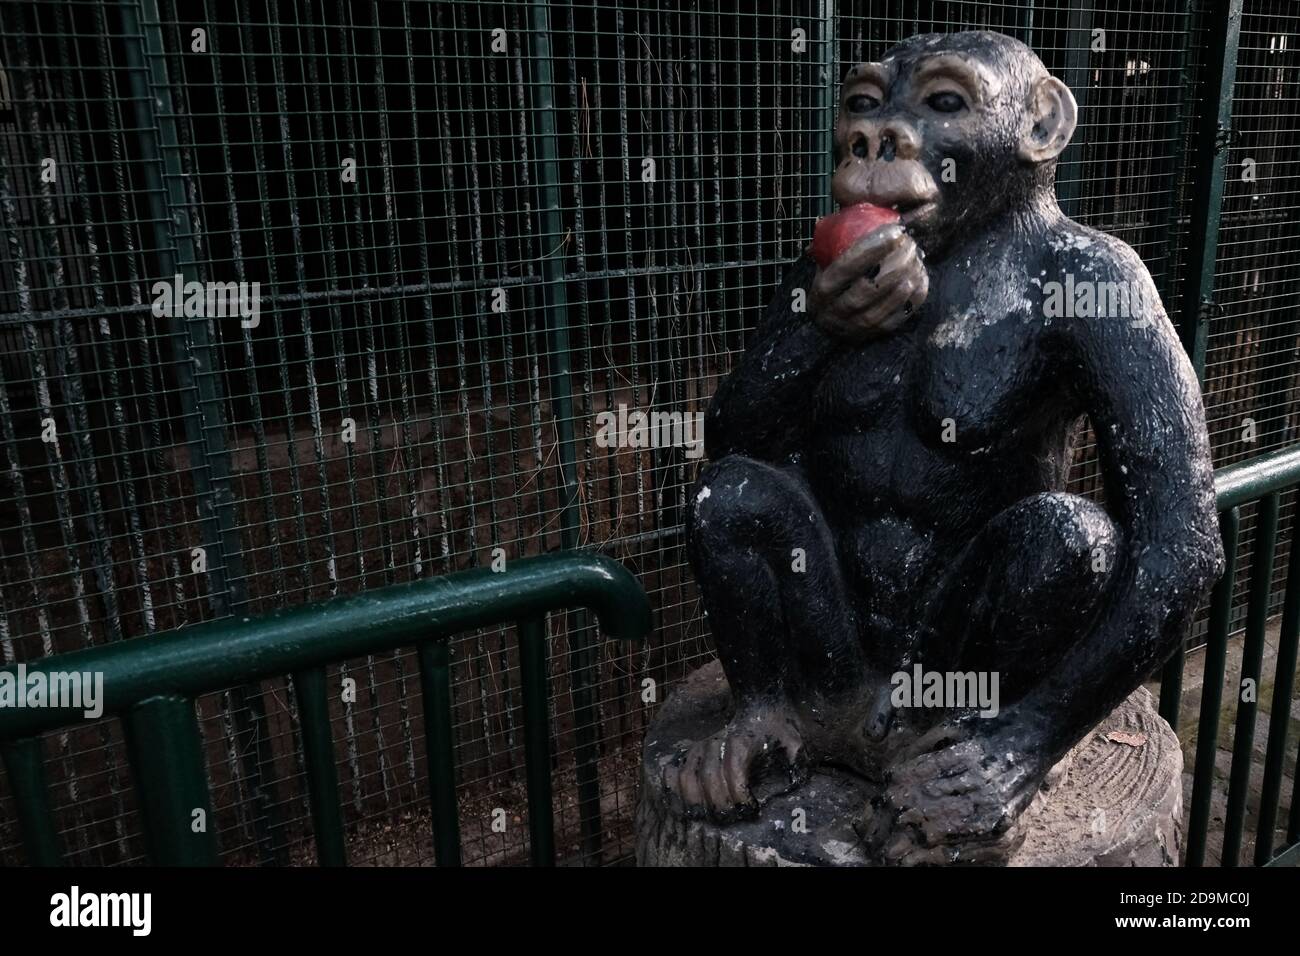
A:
[846, 94, 880, 113]
[926, 91, 966, 113]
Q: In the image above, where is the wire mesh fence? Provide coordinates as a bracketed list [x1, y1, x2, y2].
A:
[0, 0, 1297, 866]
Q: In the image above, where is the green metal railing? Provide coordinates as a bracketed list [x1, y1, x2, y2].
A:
[1160, 444, 1300, 867]
[0, 553, 651, 867]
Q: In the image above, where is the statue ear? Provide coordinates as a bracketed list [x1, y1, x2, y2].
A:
[1018, 76, 1077, 165]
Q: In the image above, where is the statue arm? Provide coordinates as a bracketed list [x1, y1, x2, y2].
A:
[991, 252, 1224, 768]
[705, 254, 836, 460]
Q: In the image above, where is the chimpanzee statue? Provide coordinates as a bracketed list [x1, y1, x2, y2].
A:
[669, 31, 1223, 863]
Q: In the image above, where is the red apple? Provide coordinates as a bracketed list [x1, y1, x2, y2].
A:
[810, 203, 901, 269]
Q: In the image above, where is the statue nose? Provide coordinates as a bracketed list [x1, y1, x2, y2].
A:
[847, 123, 919, 163]
[876, 122, 921, 161]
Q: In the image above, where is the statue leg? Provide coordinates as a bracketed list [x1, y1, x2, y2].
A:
[669, 454, 866, 818]
[686, 454, 865, 700]
[863, 493, 1120, 860]
[917, 491, 1118, 702]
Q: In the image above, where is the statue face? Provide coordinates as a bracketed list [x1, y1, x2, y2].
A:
[831, 35, 1076, 262]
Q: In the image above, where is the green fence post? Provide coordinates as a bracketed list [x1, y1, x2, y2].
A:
[122, 695, 219, 866]
[1176, 0, 1244, 374]
[1186, 507, 1240, 867]
[418, 640, 461, 866]
[519, 617, 556, 866]
[292, 667, 347, 866]
[1254, 524, 1300, 864]
[528, 0, 606, 865]
[1157, 646, 1185, 730]
[0, 738, 64, 866]
[1222, 491, 1280, 865]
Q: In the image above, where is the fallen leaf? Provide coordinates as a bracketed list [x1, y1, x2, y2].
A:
[1106, 730, 1147, 747]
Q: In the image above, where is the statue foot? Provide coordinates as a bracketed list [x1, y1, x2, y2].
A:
[864, 723, 1041, 865]
[660, 698, 807, 822]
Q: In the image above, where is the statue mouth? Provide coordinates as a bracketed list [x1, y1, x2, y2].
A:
[833, 189, 936, 221]
[896, 198, 936, 225]
[832, 155, 939, 224]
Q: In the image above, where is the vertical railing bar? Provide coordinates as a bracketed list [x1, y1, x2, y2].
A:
[528, 0, 603, 865]
[1158, 643, 1185, 730]
[292, 667, 347, 867]
[1253, 494, 1300, 864]
[1288, 738, 1300, 847]
[0, 737, 64, 866]
[1187, 506, 1240, 867]
[121, 695, 219, 866]
[1222, 492, 1279, 866]
[518, 617, 556, 866]
[417, 640, 461, 866]
[1176, 0, 1244, 375]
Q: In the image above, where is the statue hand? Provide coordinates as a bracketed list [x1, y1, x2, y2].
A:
[868, 722, 1043, 865]
[810, 223, 928, 342]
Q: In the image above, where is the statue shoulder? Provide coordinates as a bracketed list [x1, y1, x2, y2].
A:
[1047, 222, 1157, 288]
[1040, 223, 1173, 348]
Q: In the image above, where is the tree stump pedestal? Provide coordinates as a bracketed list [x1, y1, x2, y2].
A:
[636, 660, 1183, 867]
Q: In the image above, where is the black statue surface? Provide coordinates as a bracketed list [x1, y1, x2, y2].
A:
[668, 31, 1223, 864]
